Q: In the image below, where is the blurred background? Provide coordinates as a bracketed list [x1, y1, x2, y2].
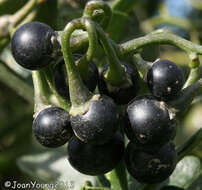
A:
[0, 0, 202, 189]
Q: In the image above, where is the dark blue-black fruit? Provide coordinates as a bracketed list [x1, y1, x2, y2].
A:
[11, 21, 55, 70]
[147, 59, 184, 101]
[125, 141, 177, 184]
[32, 106, 73, 148]
[71, 95, 119, 145]
[67, 132, 125, 175]
[53, 55, 99, 99]
[125, 96, 176, 150]
[98, 62, 139, 105]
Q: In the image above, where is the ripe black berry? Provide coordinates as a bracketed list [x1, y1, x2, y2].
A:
[147, 59, 184, 101]
[32, 107, 73, 148]
[125, 96, 176, 150]
[53, 55, 99, 99]
[98, 62, 139, 105]
[125, 141, 177, 184]
[11, 21, 55, 70]
[67, 132, 125, 175]
[71, 95, 119, 145]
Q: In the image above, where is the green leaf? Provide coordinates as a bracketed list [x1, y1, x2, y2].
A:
[168, 156, 201, 189]
[17, 148, 97, 190]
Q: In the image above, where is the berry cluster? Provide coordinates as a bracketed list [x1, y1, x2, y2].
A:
[11, 18, 184, 183]
[124, 59, 184, 183]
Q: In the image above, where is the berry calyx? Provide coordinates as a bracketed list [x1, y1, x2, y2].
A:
[61, 18, 119, 145]
[11, 21, 56, 70]
[32, 106, 73, 148]
[98, 62, 139, 105]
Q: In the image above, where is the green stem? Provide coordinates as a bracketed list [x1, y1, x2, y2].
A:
[96, 24, 128, 86]
[64, 29, 202, 63]
[0, 61, 34, 104]
[183, 67, 201, 89]
[83, 0, 112, 30]
[42, 66, 70, 111]
[32, 70, 50, 115]
[106, 160, 128, 190]
[132, 54, 153, 79]
[168, 78, 202, 113]
[61, 18, 97, 108]
[183, 53, 201, 89]
[119, 31, 202, 57]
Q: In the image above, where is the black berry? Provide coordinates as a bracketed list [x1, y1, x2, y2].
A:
[67, 132, 125, 175]
[71, 95, 119, 145]
[125, 96, 176, 150]
[11, 21, 55, 70]
[125, 141, 177, 184]
[98, 62, 139, 105]
[53, 55, 99, 99]
[147, 59, 184, 101]
[32, 107, 73, 148]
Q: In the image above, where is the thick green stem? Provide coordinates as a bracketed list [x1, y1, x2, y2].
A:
[83, 0, 112, 30]
[119, 31, 202, 57]
[132, 54, 153, 79]
[32, 71, 50, 115]
[96, 24, 129, 86]
[183, 53, 201, 89]
[61, 18, 97, 108]
[168, 78, 202, 113]
[65, 30, 202, 62]
[106, 160, 128, 190]
[42, 66, 70, 111]
[0, 61, 34, 104]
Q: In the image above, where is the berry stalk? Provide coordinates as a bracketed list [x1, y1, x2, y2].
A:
[96, 24, 130, 86]
[83, 0, 112, 30]
[61, 18, 97, 109]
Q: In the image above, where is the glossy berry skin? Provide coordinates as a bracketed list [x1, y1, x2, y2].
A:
[125, 141, 177, 184]
[32, 107, 73, 148]
[147, 59, 184, 101]
[71, 95, 119, 145]
[98, 62, 139, 105]
[11, 21, 55, 70]
[67, 132, 125, 175]
[125, 96, 176, 151]
[53, 55, 99, 99]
